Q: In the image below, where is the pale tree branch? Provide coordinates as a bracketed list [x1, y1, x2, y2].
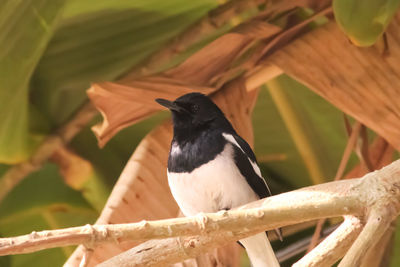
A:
[0, 177, 362, 256]
[96, 231, 262, 267]
[79, 247, 94, 267]
[294, 216, 364, 267]
[91, 160, 400, 266]
[360, 220, 397, 267]
[1, 159, 399, 266]
[339, 208, 395, 267]
[275, 223, 338, 262]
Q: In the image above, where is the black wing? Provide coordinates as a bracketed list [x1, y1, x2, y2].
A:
[230, 134, 272, 199]
[230, 133, 283, 241]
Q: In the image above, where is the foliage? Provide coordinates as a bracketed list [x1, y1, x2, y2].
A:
[333, 0, 400, 46]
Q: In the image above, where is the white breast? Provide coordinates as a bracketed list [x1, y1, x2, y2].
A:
[167, 143, 259, 216]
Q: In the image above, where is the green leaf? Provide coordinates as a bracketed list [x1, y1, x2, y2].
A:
[333, 0, 400, 46]
[31, 0, 217, 125]
[0, 0, 66, 163]
[253, 75, 357, 188]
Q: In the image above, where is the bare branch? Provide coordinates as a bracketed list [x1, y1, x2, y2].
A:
[294, 216, 364, 267]
[0, 177, 363, 256]
[360, 220, 397, 267]
[93, 159, 400, 266]
[79, 247, 94, 267]
[339, 209, 394, 267]
[97, 230, 259, 267]
[0, 159, 399, 265]
[275, 223, 338, 262]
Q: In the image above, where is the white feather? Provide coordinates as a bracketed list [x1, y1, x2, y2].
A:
[171, 142, 182, 156]
[167, 143, 259, 216]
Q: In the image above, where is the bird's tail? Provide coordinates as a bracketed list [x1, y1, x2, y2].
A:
[239, 232, 280, 267]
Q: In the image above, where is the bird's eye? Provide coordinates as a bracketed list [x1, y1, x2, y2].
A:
[191, 104, 199, 113]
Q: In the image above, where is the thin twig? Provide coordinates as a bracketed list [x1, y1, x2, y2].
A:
[0, 102, 97, 203]
[358, 125, 373, 171]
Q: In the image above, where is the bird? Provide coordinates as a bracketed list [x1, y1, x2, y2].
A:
[155, 92, 281, 267]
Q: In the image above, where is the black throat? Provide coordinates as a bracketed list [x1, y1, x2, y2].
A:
[168, 128, 227, 173]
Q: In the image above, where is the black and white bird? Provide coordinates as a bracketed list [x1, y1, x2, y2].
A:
[156, 92, 281, 267]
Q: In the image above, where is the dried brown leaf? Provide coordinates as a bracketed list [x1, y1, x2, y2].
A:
[233, 19, 282, 39]
[89, 32, 256, 147]
[166, 33, 252, 84]
[269, 12, 400, 150]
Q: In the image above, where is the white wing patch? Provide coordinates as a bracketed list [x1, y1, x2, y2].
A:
[222, 133, 272, 195]
[170, 142, 182, 156]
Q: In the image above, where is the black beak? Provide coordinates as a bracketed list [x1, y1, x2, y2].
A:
[155, 98, 185, 113]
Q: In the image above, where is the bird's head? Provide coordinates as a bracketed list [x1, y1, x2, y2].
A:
[156, 92, 233, 137]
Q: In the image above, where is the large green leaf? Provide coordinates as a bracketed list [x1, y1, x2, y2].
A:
[31, 0, 217, 125]
[0, 0, 66, 163]
[333, 0, 400, 46]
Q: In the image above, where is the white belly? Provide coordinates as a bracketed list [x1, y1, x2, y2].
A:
[167, 144, 259, 216]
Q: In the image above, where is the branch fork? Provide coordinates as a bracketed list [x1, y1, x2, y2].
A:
[0, 159, 399, 266]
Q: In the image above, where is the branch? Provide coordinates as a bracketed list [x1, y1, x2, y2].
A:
[360, 220, 396, 267]
[339, 208, 394, 267]
[0, 177, 361, 256]
[294, 216, 364, 267]
[2, 159, 400, 265]
[0, 102, 97, 203]
[88, 159, 400, 266]
[275, 223, 338, 262]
